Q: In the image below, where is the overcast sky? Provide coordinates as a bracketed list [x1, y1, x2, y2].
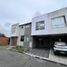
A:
[0, 0, 67, 36]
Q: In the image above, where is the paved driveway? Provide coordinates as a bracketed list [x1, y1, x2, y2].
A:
[0, 48, 66, 67]
[49, 49, 67, 65]
[27, 49, 50, 58]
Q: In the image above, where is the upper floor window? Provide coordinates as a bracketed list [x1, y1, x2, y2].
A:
[51, 16, 66, 28]
[11, 26, 16, 33]
[11, 24, 19, 34]
[36, 21, 45, 30]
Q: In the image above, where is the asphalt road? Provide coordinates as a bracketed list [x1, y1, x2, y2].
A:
[0, 48, 66, 67]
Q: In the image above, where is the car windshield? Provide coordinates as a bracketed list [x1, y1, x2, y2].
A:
[55, 42, 66, 46]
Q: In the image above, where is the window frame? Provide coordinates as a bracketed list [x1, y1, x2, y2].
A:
[51, 15, 66, 29]
[11, 26, 16, 33]
[20, 36, 24, 41]
[36, 20, 45, 30]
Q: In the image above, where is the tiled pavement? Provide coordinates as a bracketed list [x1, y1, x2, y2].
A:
[49, 50, 67, 65]
[27, 49, 50, 58]
[26, 49, 67, 65]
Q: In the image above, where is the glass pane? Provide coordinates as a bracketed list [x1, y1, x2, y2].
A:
[36, 21, 45, 30]
[51, 16, 65, 28]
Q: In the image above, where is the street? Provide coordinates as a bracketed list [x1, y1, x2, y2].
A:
[0, 48, 66, 67]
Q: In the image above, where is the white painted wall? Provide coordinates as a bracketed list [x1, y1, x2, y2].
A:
[17, 35, 24, 46]
[19, 26, 25, 35]
[31, 7, 67, 36]
[48, 7, 67, 35]
[11, 23, 19, 37]
[17, 25, 25, 46]
[31, 14, 49, 35]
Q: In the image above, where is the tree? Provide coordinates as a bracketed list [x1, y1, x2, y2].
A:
[0, 33, 5, 37]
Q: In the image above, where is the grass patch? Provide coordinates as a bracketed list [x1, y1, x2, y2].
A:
[10, 46, 29, 53]
[0, 45, 8, 48]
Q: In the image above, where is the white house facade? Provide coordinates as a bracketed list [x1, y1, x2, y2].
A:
[10, 7, 67, 49]
[31, 7, 67, 49]
[32, 7, 67, 36]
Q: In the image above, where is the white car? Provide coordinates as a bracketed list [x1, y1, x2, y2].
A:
[53, 42, 67, 55]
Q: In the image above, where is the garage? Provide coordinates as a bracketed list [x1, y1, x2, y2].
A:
[32, 36, 51, 49]
[32, 34, 67, 49]
[49, 34, 67, 48]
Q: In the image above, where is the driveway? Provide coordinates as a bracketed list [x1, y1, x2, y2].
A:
[0, 48, 66, 67]
[27, 49, 50, 58]
[49, 49, 67, 65]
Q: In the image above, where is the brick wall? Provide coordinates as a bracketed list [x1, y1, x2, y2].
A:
[0, 37, 9, 46]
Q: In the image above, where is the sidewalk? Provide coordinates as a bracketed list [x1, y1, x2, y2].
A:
[49, 50, 67, 65]
[25, 49, 67, 65]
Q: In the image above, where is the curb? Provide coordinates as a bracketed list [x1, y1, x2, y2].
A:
[25, 53, 67, 66]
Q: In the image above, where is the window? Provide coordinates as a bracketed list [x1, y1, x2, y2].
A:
[11, 26, 16, 33]
[11, 24, 18, 33]
[51, 16, 66, 28]
[36, 21, 45, 30]
[20, 36, 24, 41]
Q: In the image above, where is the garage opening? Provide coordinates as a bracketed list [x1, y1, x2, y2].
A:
[32, 34, 67, 49]
[32, 36, 50, 49]
[49, 34, 67, 48]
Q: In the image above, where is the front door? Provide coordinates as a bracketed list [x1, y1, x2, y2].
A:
[12, 37, 17, 45]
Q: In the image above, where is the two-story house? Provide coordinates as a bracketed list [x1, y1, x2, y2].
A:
[31, 7, 67, 49]
[17, 22, 32, 49]
[10, 23, 19, 45]
[10, 7, 67, 50]
[10, 22, 32, 49]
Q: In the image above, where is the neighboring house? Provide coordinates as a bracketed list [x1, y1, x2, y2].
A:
[10, 7, 67, 49]
[17, 22, 32, 49]
[10, 23, 19, 46]
[0, 34, 9, 46]
[10, 22, 32, 49]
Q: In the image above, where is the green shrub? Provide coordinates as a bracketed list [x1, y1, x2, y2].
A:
[11, 46, 29, 53]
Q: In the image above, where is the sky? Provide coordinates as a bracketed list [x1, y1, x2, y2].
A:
[0, 0, 67, 37]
